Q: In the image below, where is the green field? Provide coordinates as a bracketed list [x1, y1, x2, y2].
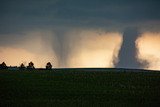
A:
[0, 69, 160, 107]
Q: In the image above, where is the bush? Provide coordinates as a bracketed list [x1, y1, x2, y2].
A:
[19, 63, 26, 70]
[27, 62, 35, 70]
[0, 62, 8, 69]
[46, 62, 52, 70]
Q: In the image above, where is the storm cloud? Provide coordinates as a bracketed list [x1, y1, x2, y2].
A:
[0, 0, 160, 68]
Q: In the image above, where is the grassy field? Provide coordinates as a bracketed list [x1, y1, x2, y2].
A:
[0, 69, 160, 107]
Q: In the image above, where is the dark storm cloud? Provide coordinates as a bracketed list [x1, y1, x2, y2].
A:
[0, 0, 160, 68]
[1, 0, 160, 33]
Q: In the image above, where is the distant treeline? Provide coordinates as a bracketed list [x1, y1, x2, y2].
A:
[0, 62, 52, 70]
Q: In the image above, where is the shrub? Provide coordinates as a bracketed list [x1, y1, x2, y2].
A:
[46, 62, 52, 70]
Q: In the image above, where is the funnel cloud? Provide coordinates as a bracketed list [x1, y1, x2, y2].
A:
[116, 28, 141, 69]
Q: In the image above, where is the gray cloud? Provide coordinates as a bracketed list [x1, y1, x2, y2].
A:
[116, 27, 141, 68]
[1, 0, 160, 32]
[0, 0, 160, 68]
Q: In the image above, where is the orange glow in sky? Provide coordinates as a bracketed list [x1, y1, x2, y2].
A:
[67, 30, 122, 68]
[0, 30, 122, 68]
[3, 30, 160, 70]
[0, 47, 56, 68]
[136, 32, 160, 70]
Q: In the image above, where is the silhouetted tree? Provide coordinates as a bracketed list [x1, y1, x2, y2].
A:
[19, 63, 26, 70]
[27, 62, 35, 70]
[0, 62, 8, 69]
[46, 62, 52, 70]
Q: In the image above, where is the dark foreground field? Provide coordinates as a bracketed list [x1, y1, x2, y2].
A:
[0, 68, 160, 107]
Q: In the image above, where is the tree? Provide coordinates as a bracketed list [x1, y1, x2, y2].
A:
[0, 62, 8, 69]
[19, 63, 26, 70]
[46, 62, 52, 70]
[27, 62, 35, 70]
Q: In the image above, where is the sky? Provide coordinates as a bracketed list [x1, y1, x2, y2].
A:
[0, 0, 160, 69]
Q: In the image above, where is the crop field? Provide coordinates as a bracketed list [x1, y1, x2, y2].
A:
[0, 68, 160, 107]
